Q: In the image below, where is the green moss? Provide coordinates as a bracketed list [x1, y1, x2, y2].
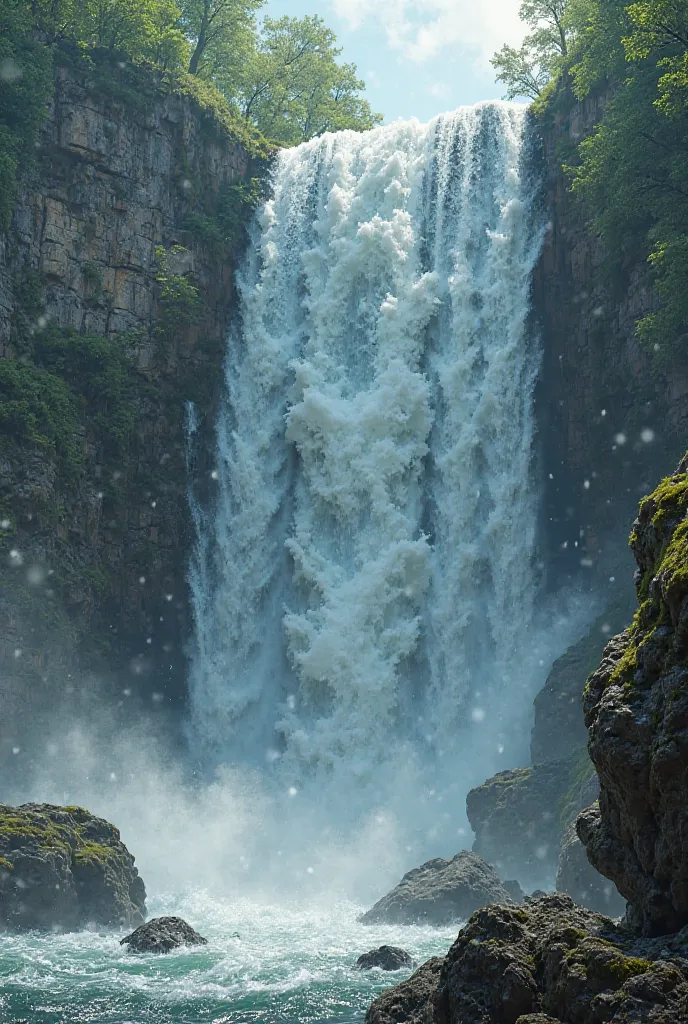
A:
[159, 69, 271, 160]
[0, 358, 82, 479]
[640, 476, 688, 532]
[0, 807, 120, 869]
[564, 939, 652, 990]
[0, 810, 73, 856]
[604, 955, 652, 983]
[660, 520, 688, 604]
[73, 841, 115, 867]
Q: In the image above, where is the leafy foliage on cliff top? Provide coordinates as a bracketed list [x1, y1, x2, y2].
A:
[12, 0, 380, 150]
[0, 1, 53, 230]
[493, 0, 688, 363]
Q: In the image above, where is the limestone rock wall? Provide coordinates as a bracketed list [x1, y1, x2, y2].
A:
[0, 53, 263, 767]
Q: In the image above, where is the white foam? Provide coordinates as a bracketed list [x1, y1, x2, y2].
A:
[188, 103, 545, 819]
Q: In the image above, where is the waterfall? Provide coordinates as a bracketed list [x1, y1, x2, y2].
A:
[188, 103, 545, 807]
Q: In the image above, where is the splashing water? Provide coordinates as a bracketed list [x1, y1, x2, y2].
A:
[188, 103, 545, 826]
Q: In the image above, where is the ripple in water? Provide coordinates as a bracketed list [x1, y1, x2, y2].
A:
[0, 892, 458, 1024]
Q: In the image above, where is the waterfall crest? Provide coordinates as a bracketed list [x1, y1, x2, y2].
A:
[188, 103, 544, 796]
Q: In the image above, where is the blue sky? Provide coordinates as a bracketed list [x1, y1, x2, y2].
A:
[264, 0, 528, 123]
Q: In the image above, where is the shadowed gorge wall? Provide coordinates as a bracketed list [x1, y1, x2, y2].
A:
[0, 50, 267, 766]
[533, 88, 688, 592]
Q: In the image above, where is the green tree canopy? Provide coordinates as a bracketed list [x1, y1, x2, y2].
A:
[11, 0, 379, 145]
[222, 15, 382, 145]
[567, 0, 688, 357]
[492, 0, 688, 359]
[179, 0, 263, 77]
[491, 0, 573, 98]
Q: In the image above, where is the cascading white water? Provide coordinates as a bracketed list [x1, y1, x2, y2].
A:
[188, 103, 545, 806]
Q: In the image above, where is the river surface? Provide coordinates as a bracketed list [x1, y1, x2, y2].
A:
[0, 892, 457, 1024]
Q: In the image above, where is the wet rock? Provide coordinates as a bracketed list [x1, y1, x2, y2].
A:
[356, 945, 414, 971]
[503, 879, 526, 903]
[0, 803, 146, 932]
[579, 455, 688, 936]
[530, 609, 631, 765]
[360, 851, 519, 926]
[514, 1017, 562, 1023]
[366, 894, 688, 1024]
[556, 819, 626, 917]
[466, 759, 578, 885]
[365, 956, 443, 1024]
[120, 916, 208, 953]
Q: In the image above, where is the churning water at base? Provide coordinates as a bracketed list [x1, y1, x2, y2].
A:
[0, 893, 457, 1024]
[188, 102, 546, 816]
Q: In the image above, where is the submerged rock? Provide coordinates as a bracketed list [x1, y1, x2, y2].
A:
[366, 894, 688, 1024]
[356, 945, 414, 971]
[0, 802, 146, 932]
[120, 916, 208, 953]
[579, 455, 688, 936]
[360, 851, 519, 926]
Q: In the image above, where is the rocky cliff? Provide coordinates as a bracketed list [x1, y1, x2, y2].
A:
[0, 49, 268, 767]
[366, 458, 688, 1023]
[579, 454, 688, 936]
[532, 90, 688, 589]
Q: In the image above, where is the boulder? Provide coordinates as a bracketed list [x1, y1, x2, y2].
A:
[365, 956, 443, 1024]
[0, 802, 145, 932]
[579, 455, 688, 936]
[466, 757, 593, 886]
[120, 915, 208, 953]
[360, 851, 519, 926]
[556, 819, 626, 917]
[366, 894, 688, 1024]
[356, 945, 414, 971]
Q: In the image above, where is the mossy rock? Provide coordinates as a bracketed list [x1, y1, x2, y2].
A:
[0, 803, 146, 932]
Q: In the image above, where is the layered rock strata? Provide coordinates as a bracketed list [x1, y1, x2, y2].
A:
[0, 52, 266, 768]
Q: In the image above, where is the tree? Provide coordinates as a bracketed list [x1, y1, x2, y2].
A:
[225, 15, 382, 145]
[490, 42, 551, 99]
[569, 0, 688, 358]
[624, 0, 688, 114]
[491, 0, 573, 98]
[179, 0, 263, 77]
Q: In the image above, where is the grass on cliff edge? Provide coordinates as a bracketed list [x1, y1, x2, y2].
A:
[0, 805, 120, 871]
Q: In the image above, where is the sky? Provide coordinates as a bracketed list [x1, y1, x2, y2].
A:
[264, 0, 528, 123]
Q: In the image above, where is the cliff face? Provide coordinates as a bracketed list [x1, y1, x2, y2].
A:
[579, 454, 688, 937]
[0, 52, 265, 762]
[532, 91, 688, 587]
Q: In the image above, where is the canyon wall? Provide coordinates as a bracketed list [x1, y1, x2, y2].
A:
[533, 89, 688, 591]
[0, 50, 266, 765]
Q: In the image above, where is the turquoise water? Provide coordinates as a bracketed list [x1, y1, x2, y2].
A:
[0, 891, 457, 1024]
